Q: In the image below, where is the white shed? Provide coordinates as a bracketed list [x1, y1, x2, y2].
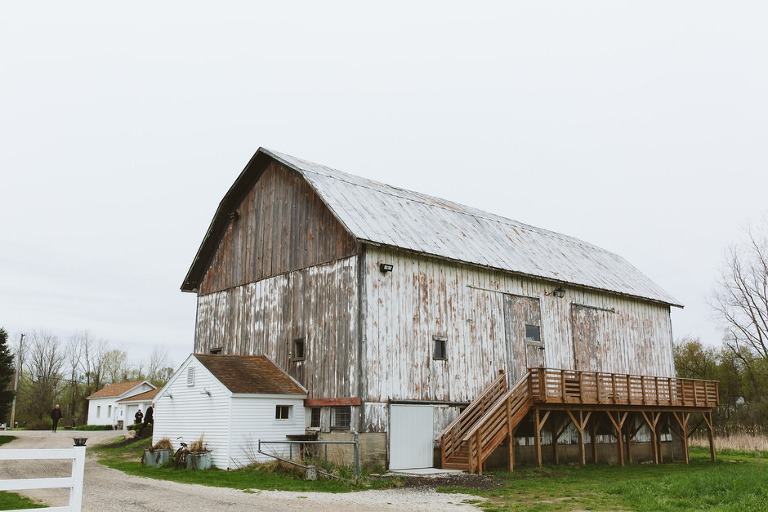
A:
[86, 380, 156, 428]
[152, 354, 308, 470]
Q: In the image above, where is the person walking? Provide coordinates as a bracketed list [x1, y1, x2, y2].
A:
[50, 404, 63, 433]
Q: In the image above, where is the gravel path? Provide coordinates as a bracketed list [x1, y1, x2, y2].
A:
[0, 430, 485, 511]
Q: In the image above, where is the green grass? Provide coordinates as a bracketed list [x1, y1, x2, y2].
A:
[438, 447, 768, 511]
[91, 437, 403, 493]
[0, 491, 45, 510]
[0, 435, 17, 447]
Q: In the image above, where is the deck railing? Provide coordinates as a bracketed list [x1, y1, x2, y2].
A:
[528, 368, 719, 408]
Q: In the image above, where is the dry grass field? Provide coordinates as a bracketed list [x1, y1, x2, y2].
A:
[690, 425, 768, 452]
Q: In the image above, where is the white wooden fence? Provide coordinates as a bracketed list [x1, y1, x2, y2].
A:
[0, 444, 86, 512]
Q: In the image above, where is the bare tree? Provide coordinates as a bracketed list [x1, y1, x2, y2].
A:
[23, 330, 66, 420]
[146, 345, 170, 386]
[712, 220, 768, 363]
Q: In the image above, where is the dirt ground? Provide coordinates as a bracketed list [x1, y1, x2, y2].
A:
[0, 430, 487, 511]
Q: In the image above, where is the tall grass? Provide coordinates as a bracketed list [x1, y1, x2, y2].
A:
[690, 424, 768, 452]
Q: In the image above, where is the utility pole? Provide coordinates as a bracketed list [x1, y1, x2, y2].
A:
[9, 333, 24, 430]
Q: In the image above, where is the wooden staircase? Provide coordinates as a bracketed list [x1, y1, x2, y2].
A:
[437, 369, 532, 474]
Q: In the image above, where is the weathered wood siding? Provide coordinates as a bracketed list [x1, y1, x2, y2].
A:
[362, 246, 675, 413]
[198, 161, 358, 295]
[194, 256, 359, 400]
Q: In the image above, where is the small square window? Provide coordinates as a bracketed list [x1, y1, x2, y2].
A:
[433, 336, 448, 360]
[292, 338, 305, 361]
[275, 405, 291, 420]
[187, 367, 196, 386]
[331, 406, 351, 429]
[525, 324, 541, 343]
[310, 407, 321, 428]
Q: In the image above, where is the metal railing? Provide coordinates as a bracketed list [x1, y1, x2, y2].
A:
[0, 438, 88, 512]
[258, 434, 360, 482]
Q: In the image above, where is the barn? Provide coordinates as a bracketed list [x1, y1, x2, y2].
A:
[152, 354, 307, 470]
[179, 147, 718, 471]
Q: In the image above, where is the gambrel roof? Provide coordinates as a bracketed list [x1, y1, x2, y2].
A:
[183, 148, 681, 307]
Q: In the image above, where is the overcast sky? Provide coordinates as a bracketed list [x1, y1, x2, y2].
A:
[2, 2, 767, 369]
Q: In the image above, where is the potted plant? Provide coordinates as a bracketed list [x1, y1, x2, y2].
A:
[186, 436, 213, 470]
[143, 438, 173, 467]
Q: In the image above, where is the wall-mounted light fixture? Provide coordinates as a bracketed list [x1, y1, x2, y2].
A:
[200, 388, 211, 396]
[379, 263, 393, 273]
[552, 287, 566, 298]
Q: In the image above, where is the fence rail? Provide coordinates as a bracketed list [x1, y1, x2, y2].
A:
[529, 368, 719, 408]
[0, 441, 87, 512]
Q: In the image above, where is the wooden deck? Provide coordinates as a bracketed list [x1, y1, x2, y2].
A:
[437, 368, 719, 474]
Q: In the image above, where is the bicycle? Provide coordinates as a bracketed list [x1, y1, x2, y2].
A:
[173, 437, 189, 468]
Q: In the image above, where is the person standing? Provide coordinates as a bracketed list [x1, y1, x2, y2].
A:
[143, 404, 153, 425]
[134, 409, 143, 425]
[50, 404, 62, 433]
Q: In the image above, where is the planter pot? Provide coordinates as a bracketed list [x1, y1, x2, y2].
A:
[143, 449, 171, 468]
[186, 451, 212, 470]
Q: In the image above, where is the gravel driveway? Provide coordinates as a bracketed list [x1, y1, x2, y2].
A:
[0, 431, 484, 511]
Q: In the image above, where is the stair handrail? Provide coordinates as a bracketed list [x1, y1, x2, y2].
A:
[435, 370, 508, 441]
[461, 371, 532, 443]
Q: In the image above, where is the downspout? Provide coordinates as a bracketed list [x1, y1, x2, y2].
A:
[356, 244, 367, 432]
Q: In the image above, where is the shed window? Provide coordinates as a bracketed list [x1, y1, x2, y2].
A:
[292, 338, 305, 361]
[331, 406, 351, 429]
[187, 367, 195, 386]
[310, 407, 321, 428]
[433, 336, 448, 360]
[275, 405, 291, 420]
[525, 324, 541, 343]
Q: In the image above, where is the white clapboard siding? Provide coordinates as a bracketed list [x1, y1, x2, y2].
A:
[153, 356, 307, 470]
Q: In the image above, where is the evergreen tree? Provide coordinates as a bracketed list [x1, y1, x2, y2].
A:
[0, 328, 16, 422]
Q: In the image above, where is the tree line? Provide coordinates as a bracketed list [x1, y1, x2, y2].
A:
[2, 328, 173, 429]
[675, 219, 768, 430]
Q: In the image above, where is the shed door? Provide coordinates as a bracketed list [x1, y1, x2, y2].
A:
[504, 295, 545, 385]
[389, 405, 434, 470]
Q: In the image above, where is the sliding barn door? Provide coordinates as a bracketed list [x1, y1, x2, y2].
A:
[503, 294, 545, 385]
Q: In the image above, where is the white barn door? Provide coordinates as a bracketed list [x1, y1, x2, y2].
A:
[389, 405, 434, 470]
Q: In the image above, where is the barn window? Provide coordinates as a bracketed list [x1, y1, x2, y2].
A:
[292, 338, 306, 361]
[310, 407, 321, 428]
[433, 336, 448, 360]
[187, 367, 195, 386]
[525, 324, 541, 343]
[331, 406, 351, 429]
[209, 347, 222, 355]
[275, 405, 291, 420]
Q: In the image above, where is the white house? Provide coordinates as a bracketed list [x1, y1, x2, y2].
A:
[152, 354, 307, 470]
[118, 388, 160, 426]
[86, 380, 156, 429]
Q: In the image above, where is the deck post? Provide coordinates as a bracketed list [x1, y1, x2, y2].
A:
[551, 416, 559, 465]
[703, 411, 716, 462]
[534, 408, 542, 467]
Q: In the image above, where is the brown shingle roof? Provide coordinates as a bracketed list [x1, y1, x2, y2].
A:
[117, 388, 160, 403]
[87, 380, 149, 399]
[193, 354, 306, 395]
